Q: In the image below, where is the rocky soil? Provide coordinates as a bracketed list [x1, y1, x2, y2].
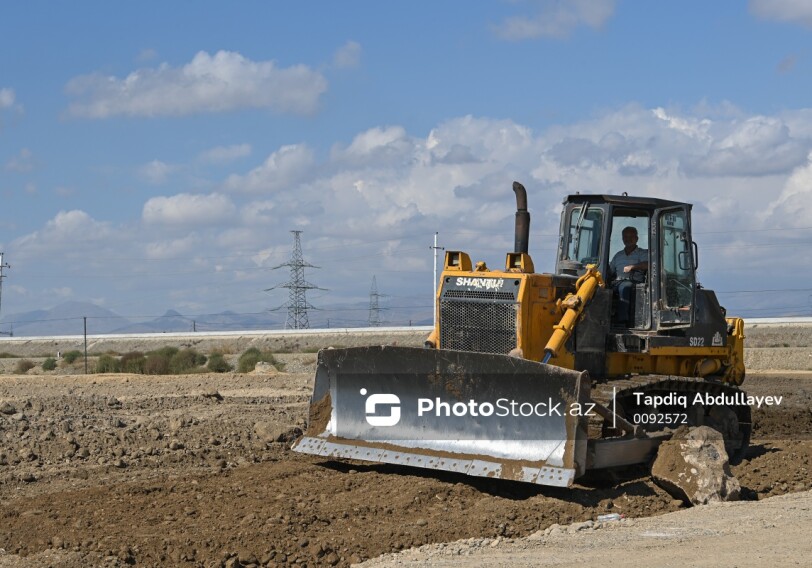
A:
[0, 334, 809, 566]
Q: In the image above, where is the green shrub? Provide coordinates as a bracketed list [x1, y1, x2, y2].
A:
[144, 353, 170, 375]
[237, 347, 261, 372]
[0, 352, 16, 359]
[207, 352, 232, 373]
[62, 350, 83, 364]
[120, 351, 146, 374]
[42, 357, 57, 371]
[14, 359, 36, 374]
[150, 346, 179, 359]
[169, 348, 207, 373]
[237, 347, 284, 372]
[94, 354, 120, 373]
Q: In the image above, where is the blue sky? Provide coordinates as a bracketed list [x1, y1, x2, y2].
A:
[3, 0, 812, 327]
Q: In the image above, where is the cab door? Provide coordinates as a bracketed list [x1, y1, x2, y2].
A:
[654, 206, 696, 327]
[556, 202, 606, 277]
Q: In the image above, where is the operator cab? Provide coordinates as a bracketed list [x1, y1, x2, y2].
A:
[555, 194, 698, 331]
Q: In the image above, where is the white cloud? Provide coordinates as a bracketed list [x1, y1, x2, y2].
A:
[8, 284, 27, 297]
[224, 144, 315, 193]
[49, 287, 73, 299]
[241, 200, 276, 225]
[333, 41, 362, 69]
[428, 115, 537, 164]
[531, 105, 811, 183]
[136, 48, 158, 63]
[331, 126, 414, 166]
[652, 107, 713, 141]
[0, 88, 15, 108]
[138, 159, 175, 184]
[750, 0, 812, 27]
[13, 210, 114, 253]
[680, 116, 809, 177]
[764, 155, 812, 225]
[144, 234, 198, 259]
[494, 0, 615, 40]
[311, 117, 542, 236]
[66, 50, 328, 118]
[12, 103, 812, 319]
[49, 210, 104, 234]
[143, 193, 236, 225]
[5, 148, 35, 173]
[199, 143, 252, 165]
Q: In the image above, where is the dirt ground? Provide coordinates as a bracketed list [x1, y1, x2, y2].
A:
[0, 345, 810, 567]
[363, 488, 812, 567]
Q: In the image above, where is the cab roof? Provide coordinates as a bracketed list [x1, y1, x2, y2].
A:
[563, 193, 689, 210]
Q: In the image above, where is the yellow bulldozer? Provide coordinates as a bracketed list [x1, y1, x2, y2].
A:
[293, 182, 750, 488]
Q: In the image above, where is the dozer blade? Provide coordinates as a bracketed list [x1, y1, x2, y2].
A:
[292, 346, 590, 488]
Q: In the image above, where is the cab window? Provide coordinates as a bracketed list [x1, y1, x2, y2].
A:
[660, 210, 694, 308]
[608, 212, 650, 282]
[609, 214, 649, 256]
[565, 206, 603, 264]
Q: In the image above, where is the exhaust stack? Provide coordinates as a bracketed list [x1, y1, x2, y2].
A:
[513, 181, 530, 254]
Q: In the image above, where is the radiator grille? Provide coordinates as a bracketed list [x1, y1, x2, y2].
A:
[442, 289, 516, 301]
[439, 300, 518, 355]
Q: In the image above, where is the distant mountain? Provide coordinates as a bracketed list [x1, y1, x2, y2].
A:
[300, 297, 434, 329]
[0, 301, 131, 337]
[0, 297, 433, 337]
[185, 310, 286, 332]
[111, 310, 195, 334]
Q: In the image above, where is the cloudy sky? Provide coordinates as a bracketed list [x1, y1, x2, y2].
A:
[2, 0, 812, 328]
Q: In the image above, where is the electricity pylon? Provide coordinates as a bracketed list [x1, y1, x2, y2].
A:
[368, 275, 386, 327]
[267, 231, 324, 329]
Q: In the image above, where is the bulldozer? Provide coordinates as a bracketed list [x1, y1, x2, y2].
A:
[293, 182, 751, 488]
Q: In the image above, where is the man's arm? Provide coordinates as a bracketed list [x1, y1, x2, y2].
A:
[622, 260, 648, 273]
[622, 249, 648, 273]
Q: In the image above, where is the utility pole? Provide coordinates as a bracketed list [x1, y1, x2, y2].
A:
[368, 275, 386, 327]
[0, 253, 11, 336]
[83, 316, 88, 374]
[267, 230, 325, 329]
[429, 232, 444, 327]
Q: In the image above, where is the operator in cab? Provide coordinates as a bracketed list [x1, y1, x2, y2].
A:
[609, 226, 649, 325]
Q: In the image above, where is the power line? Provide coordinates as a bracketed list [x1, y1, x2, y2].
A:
[717, 288, 812, 295]
[701, 241, 812, 249]
[694, 226, 812, 234]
